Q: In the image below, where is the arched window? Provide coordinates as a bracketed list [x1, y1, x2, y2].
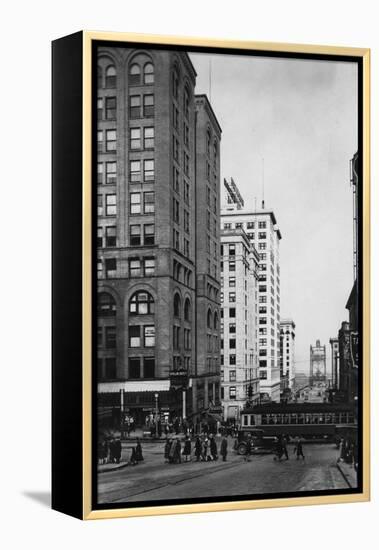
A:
[98, 292, 116, 316]
[144, 62, 154, 84]
[129, 63, 141, 86]
[184, 298, 191, 322]
[105, 65, 116, 88]
[184, 86, 190, 119]
[174, 293, 181, 317]
[213, 139, 218, 165]
[207, 309, 212, 329]
[206, 129, 211, 157]
[214, 311, 218, 330]
[97, 66, 103, 89]
[172, 66, 180, 99]
[129, 291, 154, 314]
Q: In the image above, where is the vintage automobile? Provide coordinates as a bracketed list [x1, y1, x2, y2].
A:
[235, 429, 277, 455]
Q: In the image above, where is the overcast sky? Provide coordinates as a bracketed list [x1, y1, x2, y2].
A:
[190, 52, 358, 374]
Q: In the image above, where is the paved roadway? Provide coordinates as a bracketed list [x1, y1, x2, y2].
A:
[98, 440, 349, 504]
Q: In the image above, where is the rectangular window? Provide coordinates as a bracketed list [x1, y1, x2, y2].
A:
[144, 192, 155, 214]
[97, 130, 103, 153]
[229, 261, 235, 272]
[229, 370, 236, 382]
[130, 95, 141, 118]
[173, 105, 179, 129]
[144, 325, 155, 347]
[97, 259, 102, 278]
[105, 258, 116, 278]
[130, 160, 141, 183]
[144, 257, 155, 276]
[229, 292, 236, 303]
[105, 194, 116, 216]
[144, 224, 155, 245]
[129, 357, 140, 379]
[229, 386, 236, 400]
[130, 192, 141, 214]
[247, 222, 254, 229]
[97, 98, 103, 120]
[130, 128, 141, 150]
[184, 152, 189, 176]
[144, 159, 154, 181]
[129, 258, 141, 277]
[129, 325, 140, 347]
[229, 277, 236, 287]
[173, 167, 180, 192]
[144, 127, 154, 149]
[105, 226, 116, 247]
[173, 136, 179, 162]
[229, 339, 236, 349]
[130, 224, 141, 246]
[97, 227, 103, 248]
[106, 129, 116, 152]
[258, 221, 266, 229]
[105, 97, 116, 119]
[97, 162, 103, 184]
[143, 94, 154, 117]
[229, 322, 236, 333]
[106, 162, 116, 184]
[258, 232, 267, 239]
[143, 357, 155, 378]
[229, 308, 236, 318]
[105, 326, 116, 349]
[183, 122, 189, 147]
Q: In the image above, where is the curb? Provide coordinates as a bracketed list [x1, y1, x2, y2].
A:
[98, 462, 129, 474]
[336, 461, 354, 488]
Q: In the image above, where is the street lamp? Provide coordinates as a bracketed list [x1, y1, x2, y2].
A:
[154, 393, 159, 438]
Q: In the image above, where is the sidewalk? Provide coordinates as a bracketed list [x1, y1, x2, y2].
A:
[336, 460, 358, 488]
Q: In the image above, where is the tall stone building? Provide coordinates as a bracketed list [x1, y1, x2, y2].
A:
[330, 337, 340, 390]
[280, 319, 296, 390]
[96, 47, 221, 426]
[220, 228, 260, 421]
[194, 95, 222, 415]
[221, 200, 282, 402]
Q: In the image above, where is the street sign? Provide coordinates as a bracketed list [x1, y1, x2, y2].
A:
[170, 370, 188, 389]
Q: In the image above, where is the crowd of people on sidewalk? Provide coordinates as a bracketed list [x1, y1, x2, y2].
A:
[98, 437, 122, 465]
[164, 434, 229, 464]
[337, 437, 358, 470]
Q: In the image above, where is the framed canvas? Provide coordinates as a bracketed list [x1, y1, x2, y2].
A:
[52, 31, 370, 520]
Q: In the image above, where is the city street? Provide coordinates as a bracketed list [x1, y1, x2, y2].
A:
[98, 440, 351, 504]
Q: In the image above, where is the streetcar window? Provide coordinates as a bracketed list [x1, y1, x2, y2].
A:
[243, 415, 248, 426]
[261, 415, 267, 425]
[348, 413, 355, 423]
[298, 413, 304, 424]
[340, 413, 347, 423]
[250, 415, 255, 425]
[305, 414, 311, 424]
[291, 414, 297, 424]
[319, 414, 325, 424]
[325, 414, 332, 424]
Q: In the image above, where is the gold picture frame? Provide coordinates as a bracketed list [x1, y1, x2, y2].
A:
[52, 31, 370, 520]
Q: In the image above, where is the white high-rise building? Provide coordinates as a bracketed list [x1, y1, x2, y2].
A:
[221, 197, 282, 402]
[220, 227, 260, 421]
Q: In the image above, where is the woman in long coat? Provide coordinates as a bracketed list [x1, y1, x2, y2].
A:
[183, 436, 191, 462]
[195, 437, 202, 461]
[220, 436, 228, 461]
[210, 435, 218, 461]
[202, 437, 210, 461]
[174, 439, 182, 464]
[135, 438, 144, 462]
[164, 438, 171, 463]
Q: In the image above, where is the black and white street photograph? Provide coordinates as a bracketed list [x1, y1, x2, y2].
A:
[95, 44, 361, 507]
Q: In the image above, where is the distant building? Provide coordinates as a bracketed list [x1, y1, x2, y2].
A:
[280, 319, 296, 390]
[310, 340, 326, 385]
[330, 337, 340, 389]
[220, 228, 260, 421]
[221, 200, 282, 402]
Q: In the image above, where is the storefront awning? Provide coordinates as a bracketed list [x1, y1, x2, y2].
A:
[98, 380, 171, 393]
